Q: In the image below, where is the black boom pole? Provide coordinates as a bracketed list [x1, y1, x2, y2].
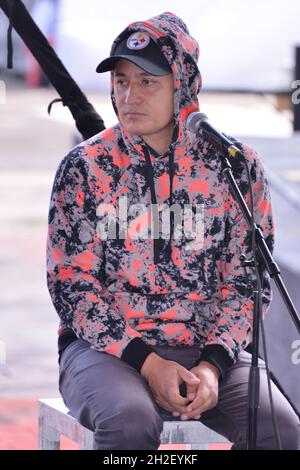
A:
[0, 0, 106, 139]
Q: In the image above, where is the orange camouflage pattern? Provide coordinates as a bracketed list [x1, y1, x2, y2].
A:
[47, 12, 274, 363]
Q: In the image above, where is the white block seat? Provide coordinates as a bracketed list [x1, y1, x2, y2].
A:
[38, 398, 230, 450]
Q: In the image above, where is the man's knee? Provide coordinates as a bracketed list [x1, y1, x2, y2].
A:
[277, 409, 300, 450]
[93, 401, 164, 450]
[257, 406, 300, 450]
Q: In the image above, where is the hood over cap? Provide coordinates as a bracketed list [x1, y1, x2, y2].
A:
[104, 12, 202, 264]
[107, 11, 202, 137]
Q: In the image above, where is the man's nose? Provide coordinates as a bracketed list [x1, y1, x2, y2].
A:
[124, 84, 142, 104]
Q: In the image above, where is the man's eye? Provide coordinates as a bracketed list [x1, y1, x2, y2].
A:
[142, 79, 153, 85]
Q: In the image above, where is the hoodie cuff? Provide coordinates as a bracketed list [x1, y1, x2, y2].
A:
[200, 345, 234, 380]
[121, 338, 155, 373]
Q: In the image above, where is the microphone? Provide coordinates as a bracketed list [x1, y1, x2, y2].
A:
[186, 112, 243, 158]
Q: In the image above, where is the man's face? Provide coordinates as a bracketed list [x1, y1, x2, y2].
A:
[113, 59, 174, 149]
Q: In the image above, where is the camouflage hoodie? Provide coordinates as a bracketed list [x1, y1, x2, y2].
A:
[47, 12, 274, 378]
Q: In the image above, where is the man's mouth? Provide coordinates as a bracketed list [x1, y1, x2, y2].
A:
[124, 112, 146, 117]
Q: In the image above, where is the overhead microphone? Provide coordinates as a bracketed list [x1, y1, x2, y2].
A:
[186, 112, 243, 158]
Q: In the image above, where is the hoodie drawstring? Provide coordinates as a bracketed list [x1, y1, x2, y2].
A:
[143, 146, 175, 265]
[143, 146, 160, 264]
[166, 148, 175, 262]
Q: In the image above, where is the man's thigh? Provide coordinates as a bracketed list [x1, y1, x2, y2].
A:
[58, 339, 162, 431]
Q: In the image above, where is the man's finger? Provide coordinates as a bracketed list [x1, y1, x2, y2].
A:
[186, 394, 207, 413]
[183, 395, 214, 419]
[179, 368, 201, 385]
[163, 399, 189, 415]
[167, 387, 190, 413]
[184, 388, 204, 413]
[166, 367, 200, 414]
[185, 383, 198, 402]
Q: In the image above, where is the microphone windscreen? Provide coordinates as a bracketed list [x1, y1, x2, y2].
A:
[186, 112, 208, 133]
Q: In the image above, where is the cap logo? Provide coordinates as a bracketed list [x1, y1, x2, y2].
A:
[126, 32, 150, 50]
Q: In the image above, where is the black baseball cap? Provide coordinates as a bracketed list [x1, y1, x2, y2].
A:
[96, 31, 172, 76]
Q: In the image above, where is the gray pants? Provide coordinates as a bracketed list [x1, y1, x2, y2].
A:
[59, 339, 300, 450]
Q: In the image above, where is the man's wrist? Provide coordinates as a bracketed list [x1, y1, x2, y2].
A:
[121, 338, 155, 373]
[195, 360, 221, 380]
[140, 352, 163, 379]
[199, 344, 234, 380]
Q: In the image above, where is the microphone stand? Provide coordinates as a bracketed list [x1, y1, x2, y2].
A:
[201, 128, 300, 450]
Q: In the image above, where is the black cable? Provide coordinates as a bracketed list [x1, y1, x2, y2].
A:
[243, 155, 282, 450]
[6, 0, 14, 68]
[260, 308, 282, 449]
